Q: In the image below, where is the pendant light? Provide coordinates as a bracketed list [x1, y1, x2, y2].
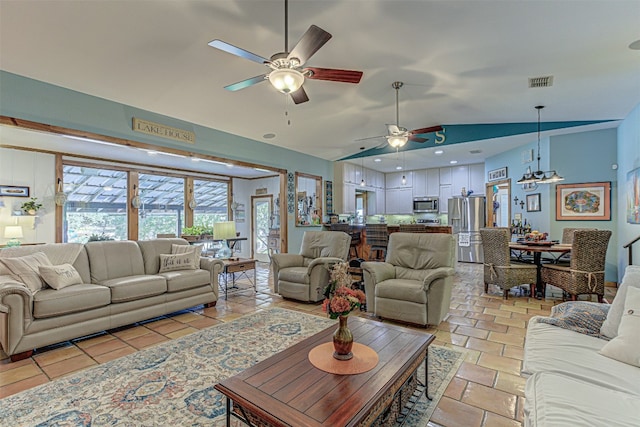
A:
[517, 106, 564, 184]
[401, 151, 407, 185]
[360, 147, 366, 186]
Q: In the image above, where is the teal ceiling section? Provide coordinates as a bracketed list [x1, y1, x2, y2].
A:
[342, 120, 615, 160]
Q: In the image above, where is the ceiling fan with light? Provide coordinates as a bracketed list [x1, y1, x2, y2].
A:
[207, 0, 363, 104]
[358, 81, 443, 149]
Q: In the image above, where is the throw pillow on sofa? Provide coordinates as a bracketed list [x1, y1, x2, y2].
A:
[39, 263, 83, 290]
[537, 301, 610, 338]
[171, 244, 202, 269]
[0, 252, 52, 292]
[159, 252, 196, 273]
[601, 265, 640, 338]
[599, 286, 640, 367]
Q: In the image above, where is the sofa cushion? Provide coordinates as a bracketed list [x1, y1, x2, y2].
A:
[601, 265, 640, 338]
[537, 301, 609, 338]
[0, 252, 52, 292]
[137, 238, 191, 274]
[39, 264, 83, 290]
[171, 244, 202, 269]
[599, 286, 640, 367]
[376, 279, 427, 304]
[278, 267, 310, 284]
[523, 316, 640, 396]
[99, 275, 167, 303]
[0, 243, 90, 284]
[524, 371, 640, 427]
[158, 269, 210, 292]
[158, 253, 197, 273]
[85, 240, 145, 282]
[33, 284, 111, 318]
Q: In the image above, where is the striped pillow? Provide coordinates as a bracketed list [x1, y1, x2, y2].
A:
[0, 252, 52, 293]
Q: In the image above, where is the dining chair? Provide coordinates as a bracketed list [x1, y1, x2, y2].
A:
[550, 227, 596, 264]
[365, 224, 389, 261]
[480, 228, 538, 299]
[541, 229, 611, 302]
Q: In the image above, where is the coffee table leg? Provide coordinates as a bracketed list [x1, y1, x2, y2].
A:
[226, 396, 231, 427]
[425, 348, 431, 400]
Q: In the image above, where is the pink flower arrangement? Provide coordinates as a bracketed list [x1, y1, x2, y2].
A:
[322, 262, 366, 319]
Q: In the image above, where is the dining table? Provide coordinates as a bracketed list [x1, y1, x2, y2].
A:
[509, 241, 572, 299]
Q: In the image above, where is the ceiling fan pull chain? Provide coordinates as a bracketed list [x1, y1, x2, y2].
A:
[285, 95, 292, 126]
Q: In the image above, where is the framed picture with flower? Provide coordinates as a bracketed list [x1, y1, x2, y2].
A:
[556, 181, 611, 221]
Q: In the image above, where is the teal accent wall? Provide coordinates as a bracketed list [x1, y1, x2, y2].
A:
[0, 71, 333, 251]
[616, 102, 640, 277]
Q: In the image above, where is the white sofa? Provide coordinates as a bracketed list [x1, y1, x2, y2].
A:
[0, 238, 223, 361]
[522, 265, 640, 426]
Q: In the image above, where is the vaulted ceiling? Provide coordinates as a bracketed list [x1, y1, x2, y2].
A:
[1, 1, 638, 172]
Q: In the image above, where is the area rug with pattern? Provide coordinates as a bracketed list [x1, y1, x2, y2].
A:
[0, 308, 465, 426]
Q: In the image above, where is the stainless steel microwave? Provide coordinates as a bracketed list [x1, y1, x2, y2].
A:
[413, 197, 439, 213]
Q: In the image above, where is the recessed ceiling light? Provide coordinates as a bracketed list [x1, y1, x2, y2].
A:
[396, 166, 403, 170]
[374, 158, 382, 162]
[449, 160, 458, 164]
[434, 150, 444, 155]
[263, 133, 276, 139]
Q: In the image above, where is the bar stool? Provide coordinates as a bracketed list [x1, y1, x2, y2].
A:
[330, 223, 359, 259]
[365, 224, 389, 261]
[398, 224, 427, 233]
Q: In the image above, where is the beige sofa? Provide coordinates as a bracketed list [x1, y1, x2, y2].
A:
[362, 232, 456, 326]
[0, 238, 223, 361]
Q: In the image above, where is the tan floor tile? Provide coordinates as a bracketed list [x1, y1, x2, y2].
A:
[483, 308, 512, 318]
[477, 353, 522, 376]
[466, 312, 497, 322]
[93, 346, 137, 364]
[493, 317, 527, 328]
[506, 326, 527, 337]
[465, 337, 504, 355]
[517, 396, 525, 422]
[474, 320, 509, 333]
[33, 345, 84, 367]
[0, 362, 43, 387]
[188, 316, 223, 329]
[0, 357, 33, 373]
[74, 333, 113, 349]
[454, 325, 490, 340]
[437, 321, 457, 332]
[461, 382, 517, 419]
[483, 411, 522, 427]
[83, 338, 128, 357]
[40, 354, 97, 379]
[446, 316, 478, 327]
[463, 348, 481, 364]
[509, 312, 537, 322]
[499, 305, 528, 314]
[111, 325, 152, 340]
[494, 371, 526, 397]
[444, 377, 468, 400]
[431, 396, 484, 427]
[513, 301, 542, 310]
[165, 326, 199, 339]
[0, 374, 49, 398]
[149, 320, 191, 336]
[450, 333, 470, 347]
[455, 362, 497, 387]
[487, 331, 524, 347]
[170, 312, 203, 323]
[502, 345, 524, 361]
[126, 332, 169, 350]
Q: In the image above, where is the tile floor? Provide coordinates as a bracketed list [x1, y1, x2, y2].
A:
[0, 261, 615, 426]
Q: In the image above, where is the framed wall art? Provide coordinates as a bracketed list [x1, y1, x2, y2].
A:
[556, 181, 611, 221]
[627, 167, 640, 224]
[0, 185, 30, 197]
[526, 193, 541, 212]
[488, 167, 508, 182]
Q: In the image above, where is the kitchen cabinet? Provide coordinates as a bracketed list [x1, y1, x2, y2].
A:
[385, 187, 412, 214]
[426, 168, 440, 196]
[469, 163, 485, 194]
[451, 165, 470, 196]
[343, 182, 356, 213]
[439, 167, 452, 185]
[413, 170, 427, 196]
[376, 188, 386, 214]
[439, 184, 452, 213]
[386, 171, 413, 189]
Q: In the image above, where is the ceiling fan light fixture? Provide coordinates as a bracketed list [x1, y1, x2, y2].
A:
[268, 68, 304, 94]
[387, 135, 407, 148]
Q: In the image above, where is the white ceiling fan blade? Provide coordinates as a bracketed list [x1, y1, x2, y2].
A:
[386, 124, 401, 134]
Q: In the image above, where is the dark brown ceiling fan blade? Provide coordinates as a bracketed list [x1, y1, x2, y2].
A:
[409, 135, 428, 143]
[208, 40, 269, 64]
[224, 74, 268, 91]
[410, 125, 443, 135]
[288, 25, 332, 66]
[305, 67, 363, 84]
[290, 86, 309, 104]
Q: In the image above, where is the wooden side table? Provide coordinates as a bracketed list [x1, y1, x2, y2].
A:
[220, 258, 256, 299]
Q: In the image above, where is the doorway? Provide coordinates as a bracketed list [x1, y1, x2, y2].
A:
[251, 195, 272, 262]
[485, 179, 511, 227]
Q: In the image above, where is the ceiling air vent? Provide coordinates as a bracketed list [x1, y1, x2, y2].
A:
[529, 76, 554, 88]
[469, 150, 482, 154]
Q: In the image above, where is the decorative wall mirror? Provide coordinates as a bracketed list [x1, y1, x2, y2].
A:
[295, 172, 322, 226]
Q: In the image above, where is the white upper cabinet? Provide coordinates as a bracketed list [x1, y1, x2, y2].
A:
[386, 171, 413, 189]
[439, 167, 452, 185]
[469, 163, 485, 195]
[451, 165, 470, 196]
[413, 170, 427, 196]
[426, 168, 440, 196]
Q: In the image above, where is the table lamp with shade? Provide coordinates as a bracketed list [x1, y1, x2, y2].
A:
[4, 225, 23, 247]
[214, 221, 236, 259]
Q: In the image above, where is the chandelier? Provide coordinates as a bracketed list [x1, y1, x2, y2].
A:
[517, 106, 564, 184]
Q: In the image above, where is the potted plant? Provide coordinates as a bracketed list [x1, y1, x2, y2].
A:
[21, 197, 43, 215]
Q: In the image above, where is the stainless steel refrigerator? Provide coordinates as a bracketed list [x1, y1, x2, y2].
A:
[448, 196, 486, 263]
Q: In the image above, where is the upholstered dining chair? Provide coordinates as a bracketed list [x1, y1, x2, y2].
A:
[362, 232, 456, 326]
[365, 224, 389, 260]
[541, 229, 611, 302]
[480, 228, 538, 299]
[398, 224, 427, 233]
[271, 231, 351, 302]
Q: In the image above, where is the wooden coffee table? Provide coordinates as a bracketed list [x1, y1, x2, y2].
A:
[215, 317, 434, 426]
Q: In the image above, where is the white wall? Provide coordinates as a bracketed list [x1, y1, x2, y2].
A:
[0, 148, 56, 245]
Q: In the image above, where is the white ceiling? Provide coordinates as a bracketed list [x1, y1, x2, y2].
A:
[1, 0, 639, 174]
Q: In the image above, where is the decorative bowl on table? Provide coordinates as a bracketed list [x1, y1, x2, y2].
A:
[524, 231, 548, 242]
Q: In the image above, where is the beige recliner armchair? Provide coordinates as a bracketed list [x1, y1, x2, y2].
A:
[271, 231, 351, 302]
[362, 232, 456, 326]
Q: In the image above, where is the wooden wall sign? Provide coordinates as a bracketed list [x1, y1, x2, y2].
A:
[132, 118, 195, 144]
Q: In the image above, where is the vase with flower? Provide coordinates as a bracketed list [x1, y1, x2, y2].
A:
[322, 262, 366, 360]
